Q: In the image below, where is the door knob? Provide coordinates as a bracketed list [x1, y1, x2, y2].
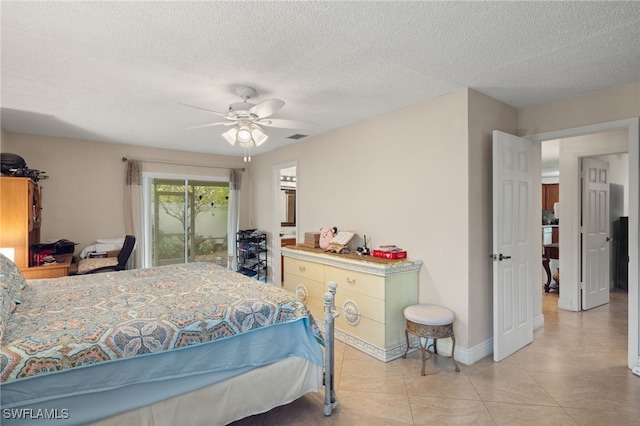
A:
[491, 253, 512, 261]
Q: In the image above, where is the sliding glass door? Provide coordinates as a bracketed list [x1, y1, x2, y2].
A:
[149, 178, 229, 267]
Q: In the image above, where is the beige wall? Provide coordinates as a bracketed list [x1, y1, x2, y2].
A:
[1, 132, 248, 253]
[250, 89, 474, 347]
[519, 82, 640, 135]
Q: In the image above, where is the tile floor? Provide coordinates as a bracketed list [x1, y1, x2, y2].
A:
[232, 291, 639, 425]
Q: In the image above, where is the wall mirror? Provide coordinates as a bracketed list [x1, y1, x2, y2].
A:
[281, 189, 296, 226]
[280, 167, 297, 227]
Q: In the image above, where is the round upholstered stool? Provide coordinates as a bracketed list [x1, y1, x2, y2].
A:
[402, 304, 460, 375]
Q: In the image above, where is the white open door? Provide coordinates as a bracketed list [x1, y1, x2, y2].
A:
[492, 131, 534, 362]
[581, 158, 611, 310]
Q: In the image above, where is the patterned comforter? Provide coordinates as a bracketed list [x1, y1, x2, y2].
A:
[1, 262, 321, 384]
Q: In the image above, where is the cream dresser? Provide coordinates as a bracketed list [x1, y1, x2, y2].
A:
[282, 246, 422, 362]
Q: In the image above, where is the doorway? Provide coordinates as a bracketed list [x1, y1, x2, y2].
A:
[541, 140, 560, 294]
[540, 140, 629, 307]
[272, 162, 298, 286]
[529, 118, 638, 370]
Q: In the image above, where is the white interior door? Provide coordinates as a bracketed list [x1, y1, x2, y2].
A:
[581, 158, 611, 310]
[492, 131, 534, 362]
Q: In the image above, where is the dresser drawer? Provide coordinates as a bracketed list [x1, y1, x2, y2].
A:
[325, 265, 385, 299]
[334, 286, 386, 323]
[284, 272, 325, 305]
[284, 257, 324, 282]
[306, 297, 325, 321]
[284, 272, 325, 320]
[335, 306, 385, 348]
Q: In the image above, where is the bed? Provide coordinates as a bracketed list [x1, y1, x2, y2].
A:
[0, 254, 338, 425]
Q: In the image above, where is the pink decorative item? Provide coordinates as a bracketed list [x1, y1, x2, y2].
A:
[319, 227, 337, 249]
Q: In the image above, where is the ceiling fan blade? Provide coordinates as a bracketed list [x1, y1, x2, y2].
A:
[256, 118, 315, 129]
[185, 122, 229, 130]
[249, 99, 285, 119]
[178, 102, 228, 117]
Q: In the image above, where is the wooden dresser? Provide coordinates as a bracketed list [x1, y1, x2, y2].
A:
[0, 177, 70, 279]
[282, 246, 422, 362]
[0, 177, 41, 268]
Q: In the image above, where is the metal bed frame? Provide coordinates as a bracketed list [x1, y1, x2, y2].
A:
[323, 282, 339, 416]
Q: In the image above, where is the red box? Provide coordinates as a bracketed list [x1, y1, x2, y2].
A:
[372, 249, 407, 260]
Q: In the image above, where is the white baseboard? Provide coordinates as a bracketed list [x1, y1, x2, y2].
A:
[534, 313, 544, 330]
[315, 319, 418, 363]
[558, 296, 574, 311]
[428, 337, 493, 366]
[317, 319, 496, 366]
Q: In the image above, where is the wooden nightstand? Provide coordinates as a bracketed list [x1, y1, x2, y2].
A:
[21, 253, 74, 280]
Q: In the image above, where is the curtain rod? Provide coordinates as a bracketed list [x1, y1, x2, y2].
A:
[122, 157, 245, 172]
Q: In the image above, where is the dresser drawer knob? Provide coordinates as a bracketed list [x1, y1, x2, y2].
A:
[298, 266, 306, 272]
[346, 277, 356, 285]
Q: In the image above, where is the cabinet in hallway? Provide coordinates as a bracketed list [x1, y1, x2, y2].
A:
[542, 183, 559, 210]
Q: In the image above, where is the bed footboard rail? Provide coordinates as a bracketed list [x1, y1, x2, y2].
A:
[323, 282, 339, 416]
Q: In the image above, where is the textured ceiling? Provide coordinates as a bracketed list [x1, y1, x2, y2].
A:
[2, 1, 639, 158]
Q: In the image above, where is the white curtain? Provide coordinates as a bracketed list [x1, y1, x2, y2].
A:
[124, 159, 142, 269]
[227, 168, 243, 270]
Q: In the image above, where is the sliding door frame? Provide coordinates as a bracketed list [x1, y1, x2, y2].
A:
[142, 172, 230, 268]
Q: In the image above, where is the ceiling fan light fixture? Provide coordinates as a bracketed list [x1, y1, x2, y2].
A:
[237, 125, 252, 144]
[252, 127, 269, 146]
[222, 128, 237, 145]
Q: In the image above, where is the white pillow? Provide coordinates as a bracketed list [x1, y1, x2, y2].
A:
[96, 237, 125, 244]
[77, 257, 118, 274]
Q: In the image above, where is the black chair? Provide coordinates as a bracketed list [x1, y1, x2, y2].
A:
[76, 235, 136, 274]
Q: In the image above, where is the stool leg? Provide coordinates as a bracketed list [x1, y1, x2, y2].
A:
[402, 328, 410, 359]
[420, 338, 427, 376]
[450, 333, 460, 372]
[433, 338, 438, 355]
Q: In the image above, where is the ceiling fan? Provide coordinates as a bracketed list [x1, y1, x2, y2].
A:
[181, 86, 312, 161]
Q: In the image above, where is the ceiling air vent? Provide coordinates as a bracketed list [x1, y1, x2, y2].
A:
[287, 134, 308, 140]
